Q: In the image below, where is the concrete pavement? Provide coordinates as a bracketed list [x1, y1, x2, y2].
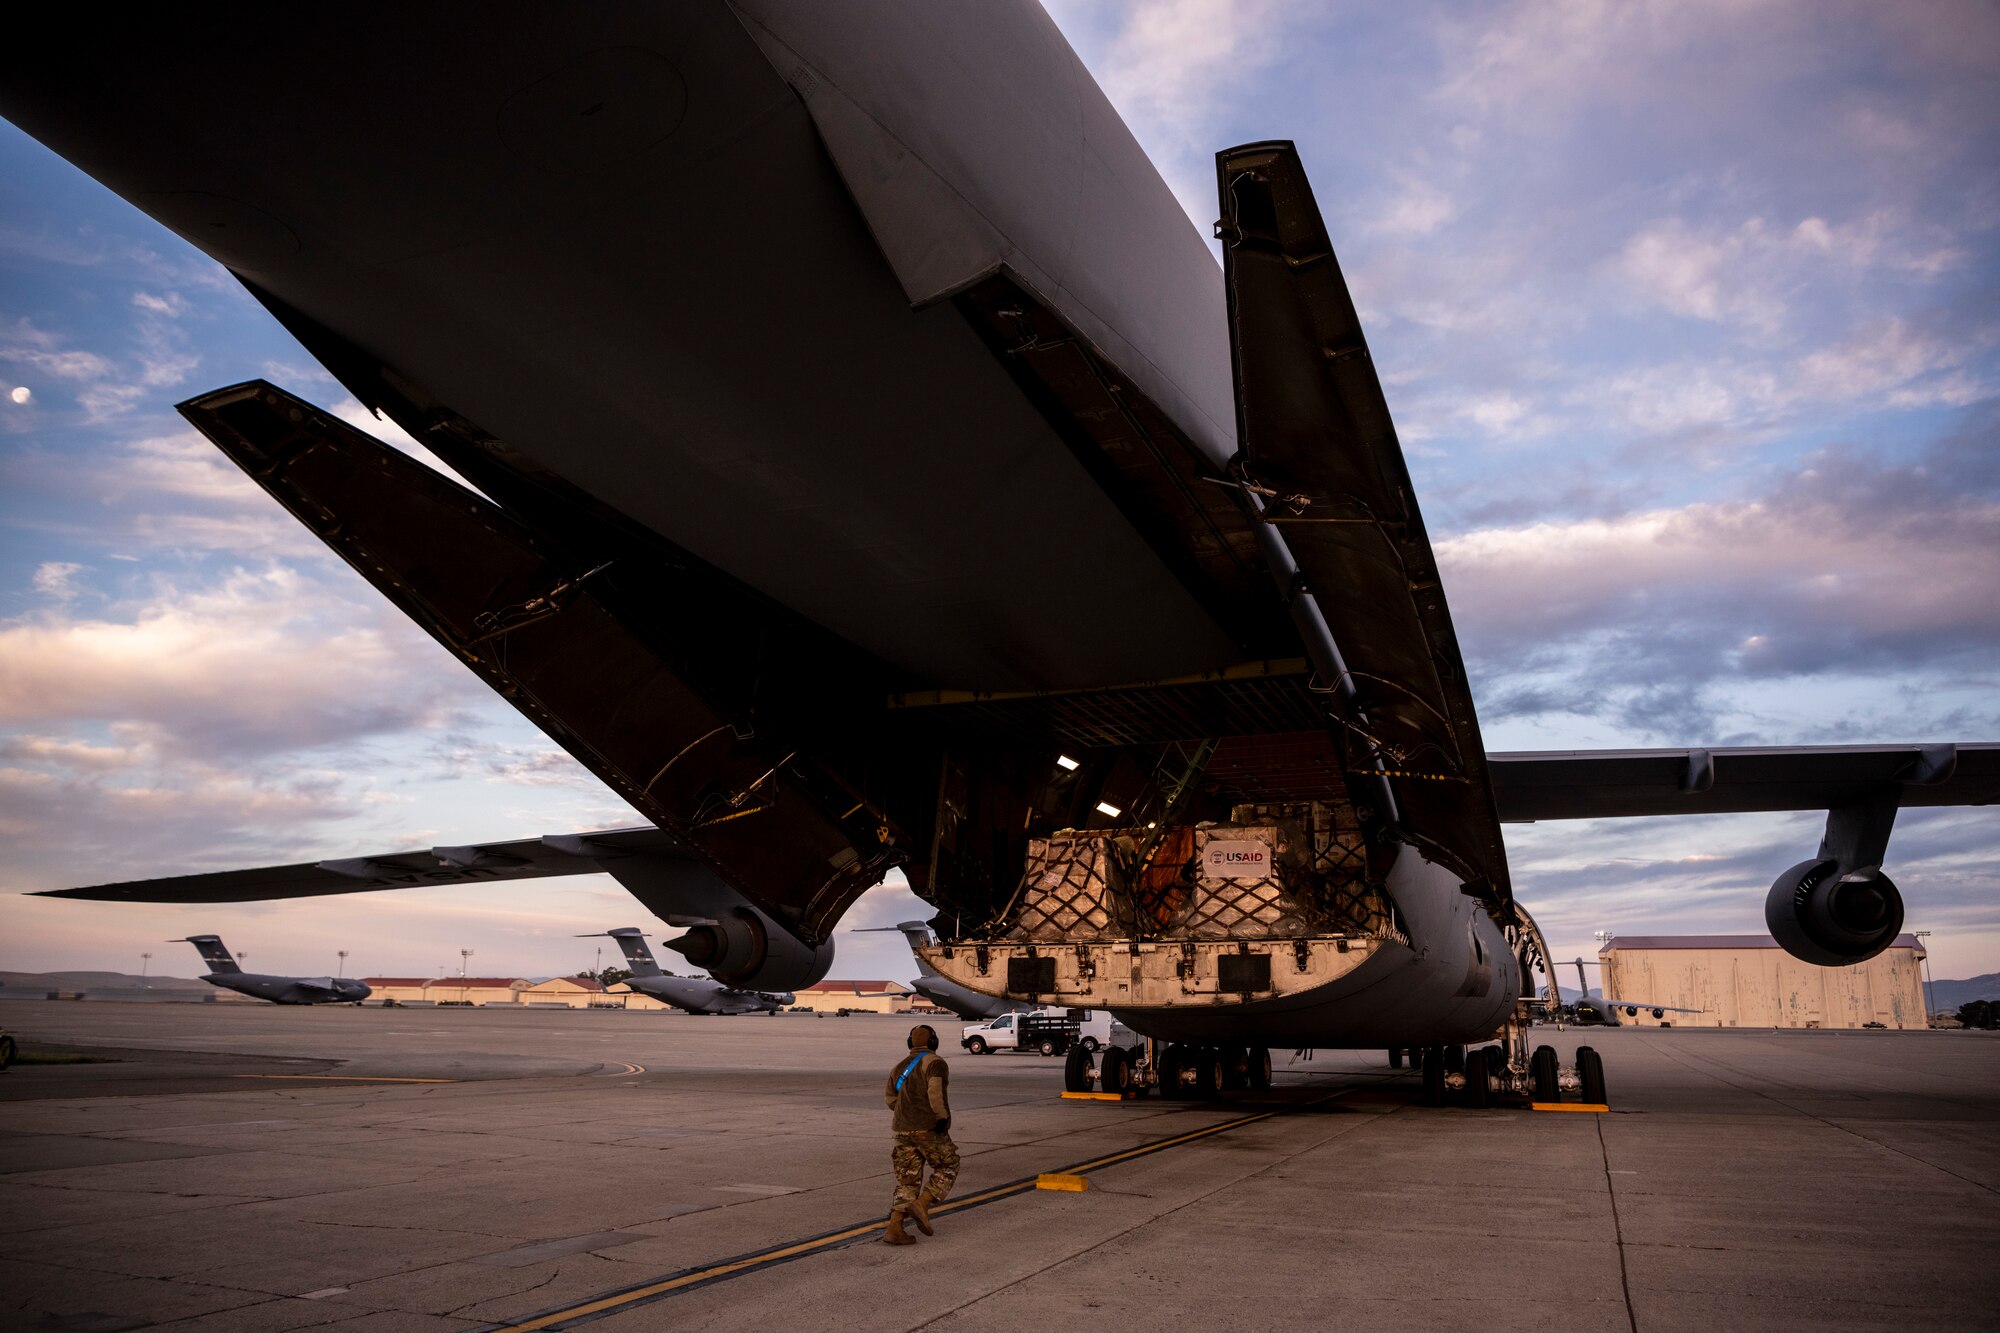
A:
[1, 1001, 1994, 1331]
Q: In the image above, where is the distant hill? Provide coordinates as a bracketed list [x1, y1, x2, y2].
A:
[0, 970, 208, 991]
[1931, 973, 2000, 1011]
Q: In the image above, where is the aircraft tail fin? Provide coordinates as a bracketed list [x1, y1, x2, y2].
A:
[579, 928, 663, 977]
[172, 935, 240, 974]
[852, 921, 939, 976]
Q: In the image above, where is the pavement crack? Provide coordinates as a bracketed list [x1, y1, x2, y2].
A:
[1595, 1115, 1640, 1333]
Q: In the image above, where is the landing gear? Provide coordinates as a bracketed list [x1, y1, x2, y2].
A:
[1063, 1042, 1093, 1092]
[1531, 1045, 1559, 1102]
[1195, 1049, 1225, 1100]
[1220, 1046, 1249, 1092]
[1442, 1044, 1466, 1074]
[1387, 1046, 1404, 1069]
[1157, 1045, 1186, 1099]
[1578, 1045, 1608, 1105]
[1100, 1045, 1132, 1095]
[1246, 1046, 1273, 1091]
[1421, 1046, 1447, 1107]
[1463, 1047, 1493, 1109]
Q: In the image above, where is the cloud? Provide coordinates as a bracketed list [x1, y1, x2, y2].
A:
[0, 564, 480, 759]
[1441, 418, 2000, 740]
[31, 561, 83, 601]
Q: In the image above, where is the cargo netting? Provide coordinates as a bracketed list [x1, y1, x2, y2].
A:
[1003, 832, 1139, 942]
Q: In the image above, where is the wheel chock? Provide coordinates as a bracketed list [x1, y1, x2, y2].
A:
[1060, 1091, 1129, 1101]
[1530, 1102, 1609, 1112]
[1036, 1173, 1090, 1191]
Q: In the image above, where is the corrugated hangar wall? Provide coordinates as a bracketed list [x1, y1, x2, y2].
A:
[1600, 936, 1928, 1029]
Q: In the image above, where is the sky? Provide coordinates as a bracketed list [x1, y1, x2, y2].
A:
[1, 1, 1996, 986]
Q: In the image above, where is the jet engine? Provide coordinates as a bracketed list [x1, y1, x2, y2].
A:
[1764, 858, 1904, 967]
[664, 908, 834, 991]
[604, 853, 835, 991]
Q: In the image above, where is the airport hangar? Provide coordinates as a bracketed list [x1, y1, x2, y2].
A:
[1598, 933, 1930, 1029]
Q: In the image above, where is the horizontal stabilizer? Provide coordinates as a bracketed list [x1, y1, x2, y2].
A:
[41, 827, 682, 903]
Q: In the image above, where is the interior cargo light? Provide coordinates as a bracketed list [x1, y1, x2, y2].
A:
[1056, 755, 1080, 771]
[1094, 801, 1122, 818]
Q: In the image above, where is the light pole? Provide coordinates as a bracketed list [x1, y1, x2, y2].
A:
[1914, 931, 1936, 1021]
[140, 951, 151, 980]
[460, 948, 474, 978]
[337, 950, 349, 979]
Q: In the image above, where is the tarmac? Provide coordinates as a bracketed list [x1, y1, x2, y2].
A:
[1, 1000, 1994, 1332]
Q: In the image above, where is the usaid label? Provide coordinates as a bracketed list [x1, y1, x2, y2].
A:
[1203, 839, 1273, 879]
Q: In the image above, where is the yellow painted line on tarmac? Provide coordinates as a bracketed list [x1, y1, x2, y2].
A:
[1531, 1102, 1610, 1113]
[479, 1092, 1337, 1332]
[234, 1074, 458, 1083]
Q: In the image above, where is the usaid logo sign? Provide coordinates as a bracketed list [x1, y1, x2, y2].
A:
[1203, 839, 1272, 880]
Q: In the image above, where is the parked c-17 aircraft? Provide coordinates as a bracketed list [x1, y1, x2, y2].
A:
[10, 3, 1997, 1104]
[172, 936, 371, 1006]
[582, 928, 793, 1016]
[1560, 959, 1699, 1028]
[853, 922, 1027, 1022]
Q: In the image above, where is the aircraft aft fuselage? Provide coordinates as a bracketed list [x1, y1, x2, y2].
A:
[201, 972, 372, 1006]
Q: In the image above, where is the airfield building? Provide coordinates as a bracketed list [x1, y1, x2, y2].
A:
[1599, 934, 1929, 1029]
[792, 980, 916, 1013]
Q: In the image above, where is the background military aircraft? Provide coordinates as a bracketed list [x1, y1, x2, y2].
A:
[583, 928, 792, 1016]
[7, 4, 1994, 1097]
[172, 935, 370, 1006]
[853, 922, 1026, 1022]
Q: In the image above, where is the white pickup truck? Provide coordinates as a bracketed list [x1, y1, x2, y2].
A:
[960, 1008, 1129, 1056]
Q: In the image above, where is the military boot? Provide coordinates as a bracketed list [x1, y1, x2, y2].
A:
[882, 1210, 916, 1245]
[908, 1192, 935, 1235]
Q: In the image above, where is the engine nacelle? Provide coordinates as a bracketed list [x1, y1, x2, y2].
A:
[1765, 858, 1904, 966]
[664, 907, 835, 991]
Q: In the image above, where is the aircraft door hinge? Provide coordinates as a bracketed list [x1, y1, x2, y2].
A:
[468, 561, 612, 646]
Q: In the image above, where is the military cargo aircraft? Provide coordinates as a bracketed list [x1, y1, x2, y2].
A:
[855, 922, 1027, 1022]
[583, 927, 792, 1015]
[172, 936, 371, 1006]
[10, 4, 1996, 1105]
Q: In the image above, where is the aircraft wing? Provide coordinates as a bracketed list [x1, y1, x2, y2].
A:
[36, 827, 681, 903]
[1217, 142, 1507, 902]
[1488, 744, 2000, 822]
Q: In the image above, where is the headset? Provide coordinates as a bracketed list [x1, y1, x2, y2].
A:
[907, 1023, 939, 1052]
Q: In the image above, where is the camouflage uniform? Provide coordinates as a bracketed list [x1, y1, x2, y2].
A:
[891, 1129, 959, 1210]
[885, 1049, 957, 1212]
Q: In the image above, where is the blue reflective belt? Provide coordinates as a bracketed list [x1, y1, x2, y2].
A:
[894, 1053, 927, 1092]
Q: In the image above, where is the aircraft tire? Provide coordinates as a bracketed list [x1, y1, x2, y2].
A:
[1421, 1048, 1446, 1107]
[1531, 1045, 1559, 1102]
[1100, 1045, 1130, 1095]
[1443, 1044, 1465, 1074]
[1388, 1047, 1404, 1069]
[1197, 1050, 1225, 1100]
[0, 1035, 13, 1072]
[1578, 1046, 1608, 1105]
[1463, 1047, 1492, 1109]
[1220, 1046, 1248, 1091]
[1246, 1046, 1272, 1091]
[1157, 1045, 1185, 1099]
[967, 1037, 988, 1055]
[1063, 1043, 1093, 1093]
